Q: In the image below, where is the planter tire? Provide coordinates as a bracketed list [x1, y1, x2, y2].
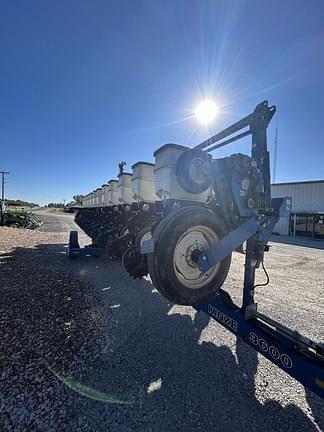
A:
[147, 206, 231, 305]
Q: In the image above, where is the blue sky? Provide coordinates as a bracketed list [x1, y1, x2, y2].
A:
[1, 0, 324, 205]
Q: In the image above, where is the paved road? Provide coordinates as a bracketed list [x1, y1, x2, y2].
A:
[35, 208, 91, 247]
[30, 210, 324, 431]
[35, 209, 84, 234]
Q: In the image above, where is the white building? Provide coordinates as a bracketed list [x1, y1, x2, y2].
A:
[271, 180, 324, 238]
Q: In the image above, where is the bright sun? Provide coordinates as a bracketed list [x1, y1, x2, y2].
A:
[195, 100, 219, 124]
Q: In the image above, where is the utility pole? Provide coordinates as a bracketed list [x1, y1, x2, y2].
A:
[272, 113, 278, 183]
[0, 171, 9, 225]
[0, 171, 10, 201]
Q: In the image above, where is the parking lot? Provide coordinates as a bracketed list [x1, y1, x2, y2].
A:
[0, 210, 323, 431]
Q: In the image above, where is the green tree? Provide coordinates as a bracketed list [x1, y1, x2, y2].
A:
[73, 194, 84, 204]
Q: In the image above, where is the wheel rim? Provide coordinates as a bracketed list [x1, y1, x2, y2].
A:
[119, 227, 130, 237]
[173, 225, 220, 289]
[188, 157, 208, 185]
[139, 230, 152, 245]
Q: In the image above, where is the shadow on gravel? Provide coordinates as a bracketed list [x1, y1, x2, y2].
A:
[0, 241, 111, 431]
[305, 387, 324, 432]
[86, 282, 323, 432]
[64, 248, 324, 431]
[1, 241, 323, 432]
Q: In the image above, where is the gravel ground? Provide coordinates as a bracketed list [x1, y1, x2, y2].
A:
[0, 227, 108, 431]
[0, 213, 323, 431]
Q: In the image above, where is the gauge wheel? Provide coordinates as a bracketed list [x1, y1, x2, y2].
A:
[119, 226, 130, 237]
[147, 206, 231, 305]
[175, 149, 212, 194]
[106, 236, 122, 260]
[134, 226, 152, 246]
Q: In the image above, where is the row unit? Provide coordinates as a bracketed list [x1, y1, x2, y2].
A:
[81, 143, 212, 207]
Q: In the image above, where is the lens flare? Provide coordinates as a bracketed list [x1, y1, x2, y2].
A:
[195, 100, 219, 124]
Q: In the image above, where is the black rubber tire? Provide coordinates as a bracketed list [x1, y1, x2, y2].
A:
[147, 206, 231, 305]
[175, 149, 212, 194]
[106, 236, 122, 260]
[119, 226, 130, 237]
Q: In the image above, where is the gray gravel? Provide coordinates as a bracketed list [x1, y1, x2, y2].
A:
[0, 226, 108, 431]
[0, 211, 323, 431]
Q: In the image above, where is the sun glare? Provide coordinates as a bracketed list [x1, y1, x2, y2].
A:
[195, 100, 219, 124]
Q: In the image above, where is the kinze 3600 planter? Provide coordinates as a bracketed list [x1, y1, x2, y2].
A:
[72, 101, 324, 399]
